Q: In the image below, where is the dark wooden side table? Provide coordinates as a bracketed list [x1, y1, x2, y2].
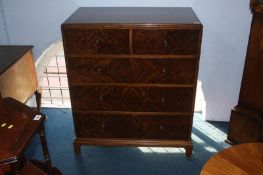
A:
[200, 143, 263, 175]
[0, 97, 62, 175]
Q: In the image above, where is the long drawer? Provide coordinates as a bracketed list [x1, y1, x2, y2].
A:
[74, 112, 192, 140]
[132, 29, 200, 55]
[63, 29, 130, 55]
[66, 57, 197, 84]
[69, 86, 194, 112]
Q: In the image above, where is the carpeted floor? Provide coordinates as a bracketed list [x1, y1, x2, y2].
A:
[25, 108, 229, 175]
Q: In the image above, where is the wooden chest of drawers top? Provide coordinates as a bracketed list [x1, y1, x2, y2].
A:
[62, 7, 201, 26]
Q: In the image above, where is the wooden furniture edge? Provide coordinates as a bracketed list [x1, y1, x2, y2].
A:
[73, 138, 193, 157]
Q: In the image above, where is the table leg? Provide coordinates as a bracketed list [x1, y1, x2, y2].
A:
[35, 87, 42, 112]
[185, 146, 193, 157]
[11, 161, 22, 175]
[39, 124, 52, 175]
[73, 141, 81, 154]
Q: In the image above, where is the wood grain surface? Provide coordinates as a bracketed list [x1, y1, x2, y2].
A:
[200, 143, 263, 175]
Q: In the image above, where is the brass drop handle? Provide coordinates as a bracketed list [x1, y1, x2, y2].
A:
[96, 67, 102, 73]
[99, 95, 103, 102]
[163, 39, 169, 48]
[160, 97, 165, 104]
[94, 39, 101, 47]
[101, 124, 105, 131]
[160, 125, 164, 131]
[96, 39, 100, 44]
[161, 68, 167, 76]
[163, 30, 169, 47]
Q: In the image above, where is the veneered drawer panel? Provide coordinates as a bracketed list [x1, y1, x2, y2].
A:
[63, 29, 129, 55]
[133, 29, 200, 55]
[66, 57, 197, 84]
[69, 86, 194, 112]
[74, 112, 192, 140]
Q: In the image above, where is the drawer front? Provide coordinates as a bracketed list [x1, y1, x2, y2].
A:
[74, 112, 192, 140]
[66, 57, 197, 84]
[63, 29, 129, 55]
[133, 29, 200, 55]
[70, 86, 194, 112]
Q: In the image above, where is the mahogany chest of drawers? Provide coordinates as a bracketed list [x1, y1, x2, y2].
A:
[61, 7, 202, 157]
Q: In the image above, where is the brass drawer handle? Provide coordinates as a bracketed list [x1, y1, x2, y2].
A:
[163, 39, 169, 48]
[96, 39, 100, 44]
[99, 95, 103, 102]
[160, 97, 165, 104]
[94, 39, 101, 47]
[160, 125, 164, 130]
[161, 68, 167, 76]
[96, 67, 102, 73]
[101, 124, 105, 131]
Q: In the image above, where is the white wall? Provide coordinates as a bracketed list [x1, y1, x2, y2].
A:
[1, 0, 78, 58]
[1, 0, 252, 121]
[192, 0, 252, 121]
[0, 0, 9, 44]
[75, 0, 194, 7]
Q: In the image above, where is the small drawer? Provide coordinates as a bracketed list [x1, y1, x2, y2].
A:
[74, 112, 192, 140]
[133, 29, 200, 55]
[66, 57, 197, 84]
[63, 29, 129, 55]
[69, 85, 194, 112]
